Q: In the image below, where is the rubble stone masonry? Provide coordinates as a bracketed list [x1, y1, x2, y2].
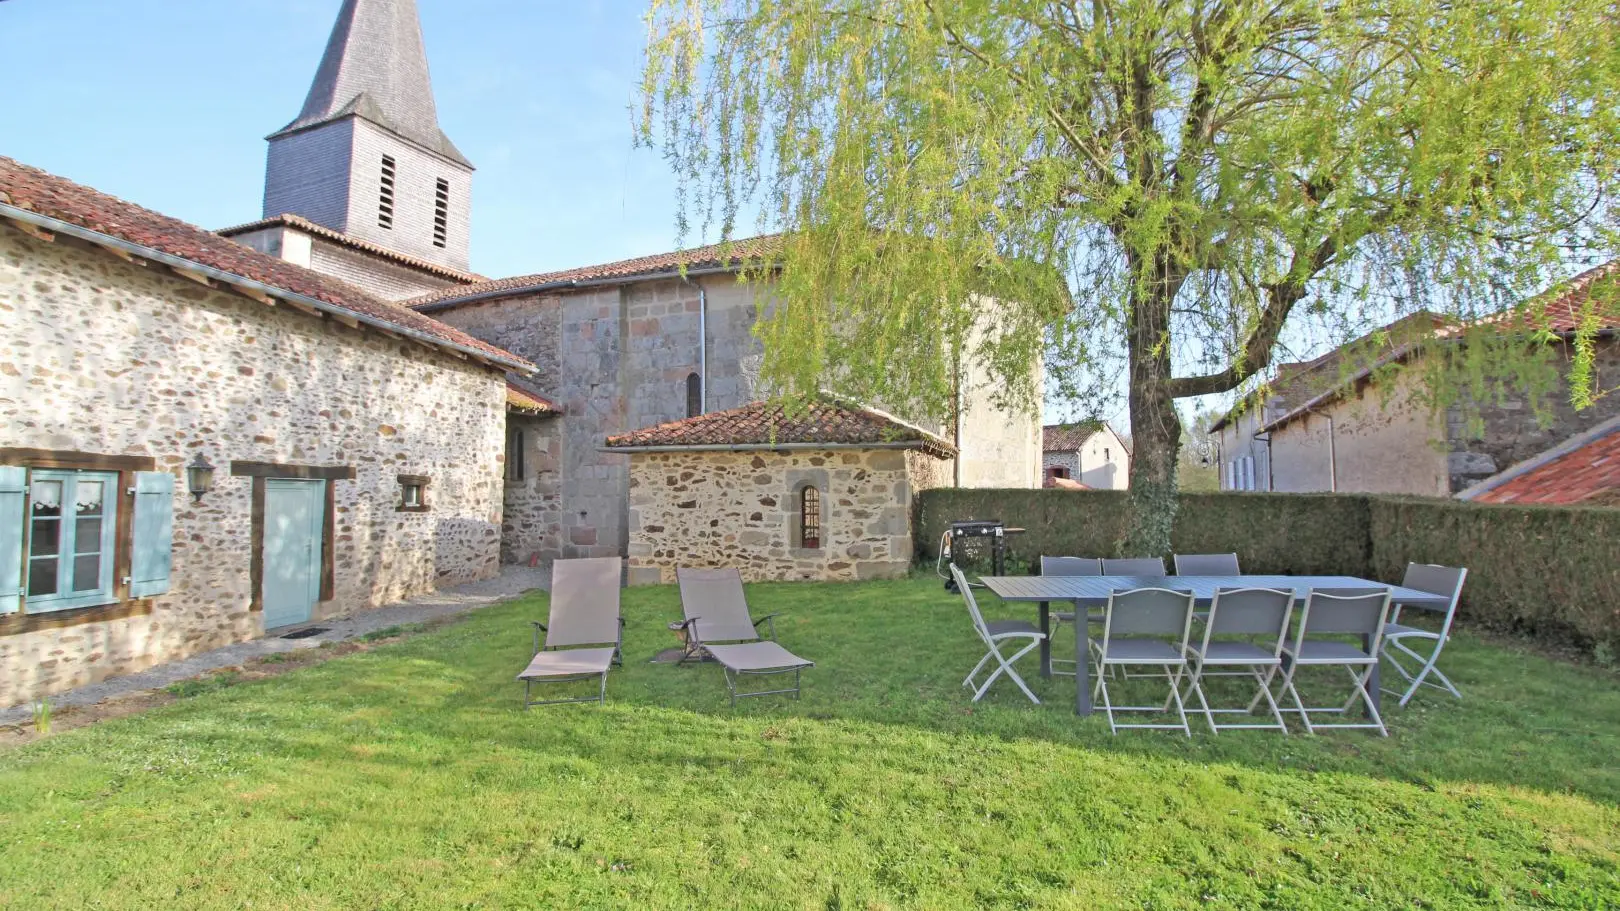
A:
[0, 224, 506, 705]
[625, 448, 943, 584]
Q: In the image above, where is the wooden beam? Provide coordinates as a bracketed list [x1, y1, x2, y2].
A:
[7, 218, 55, 243]
[171, 266, 214, 288]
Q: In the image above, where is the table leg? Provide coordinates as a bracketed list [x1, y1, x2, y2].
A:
[1038, 601, 1052, 678]
[1075, 600, 1092, 716]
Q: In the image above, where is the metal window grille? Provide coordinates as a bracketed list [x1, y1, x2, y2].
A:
[800, 486, 821, 549]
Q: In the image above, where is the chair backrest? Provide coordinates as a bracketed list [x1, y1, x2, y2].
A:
[1201, 587, 1293, 655]
[1174, 552, 1241, 576]
[1295, 589, 1392, 650]
[1400, 563, 1467, 621]
[1101, 557, 1167, 576]
[546, 557, 623, 648]
[1101, 587, 1195, 651]
[948, 564, 993, 643]
[676, 566, 762, 643]
[1041, 556, 1102, 576]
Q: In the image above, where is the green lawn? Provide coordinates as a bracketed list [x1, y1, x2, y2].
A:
[2, 577, 1617, 909]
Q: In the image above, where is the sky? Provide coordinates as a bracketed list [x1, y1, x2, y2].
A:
[0, 0, 688, 280]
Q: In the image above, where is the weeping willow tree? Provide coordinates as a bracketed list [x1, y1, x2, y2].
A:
[640, 0, 1620, 554]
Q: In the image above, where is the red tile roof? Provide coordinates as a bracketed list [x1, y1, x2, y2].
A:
[410, 234, 783, 310]
[604, 397, 956, 459]
[1043, 421, 1108, 452]
[1467, 416, 1620, 506]
[506, 380, 560, 415]
[1519, 258, 1620, 333]
[217, 213, 486, 284]
[0, 156, 530, 371]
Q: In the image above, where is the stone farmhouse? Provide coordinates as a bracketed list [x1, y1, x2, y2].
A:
[1041, 422, 1130, 489]
[0, 156, 531, 706]
[1212, 285, 1620, 496]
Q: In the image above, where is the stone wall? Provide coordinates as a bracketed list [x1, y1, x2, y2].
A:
[431, 275, 768, 562]
[1446, 337, 1620, 491]
[501, 414, 564, 565]
[0, 223, 507, 705]
[1042, 450, 1080, 479]
[625, 448, 943, 584]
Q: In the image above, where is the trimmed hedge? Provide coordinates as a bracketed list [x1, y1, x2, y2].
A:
[916, 488, 1620, 654]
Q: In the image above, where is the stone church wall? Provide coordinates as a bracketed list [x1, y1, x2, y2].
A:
[0, 224, 507, 705]
[624, 448, 940, 584]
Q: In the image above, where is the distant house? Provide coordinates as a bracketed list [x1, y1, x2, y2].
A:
[1042, 422, 1130, 489]
[1212, 271, 1620, 495]
[1459, 414, 1620, 507]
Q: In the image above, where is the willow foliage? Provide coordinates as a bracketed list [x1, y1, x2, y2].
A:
[642, 0, 1620, 548]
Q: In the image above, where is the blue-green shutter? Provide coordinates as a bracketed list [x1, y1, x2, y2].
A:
[0, 466, 24, 614]
[130, 471, 174, 598]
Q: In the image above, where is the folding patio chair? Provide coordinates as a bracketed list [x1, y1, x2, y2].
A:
[1100, 557, 1171, 679]
[1101, 557, 1168, 576]
[1173, 553, 1241, 575]
[950, 563, 1046, 704]
[1040, 556, 1102, 677]
[675, 567, 814, 706]
[1381, 563, 1468, 707]
[1278, 588, 1394, 736]
[1090, 587, 1197, 735]
[1180, 587, 1293, 733]
[516, 557, 623, 707]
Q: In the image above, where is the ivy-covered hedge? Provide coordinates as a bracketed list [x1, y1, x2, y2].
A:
[916, 488, 1620, 654]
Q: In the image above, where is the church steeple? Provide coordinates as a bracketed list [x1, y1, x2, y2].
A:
[261, 0, 473, 271]
[273, 0, 468, 166]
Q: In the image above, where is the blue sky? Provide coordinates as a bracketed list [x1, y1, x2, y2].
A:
[0, 0, 688, 280]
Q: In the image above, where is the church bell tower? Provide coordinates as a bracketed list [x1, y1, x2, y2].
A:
[261, 0, 473, 272]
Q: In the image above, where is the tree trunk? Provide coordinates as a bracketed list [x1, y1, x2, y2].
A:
[1121, 281, 1183, 557]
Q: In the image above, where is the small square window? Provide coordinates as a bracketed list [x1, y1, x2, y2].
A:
[397, 474, 430, 512]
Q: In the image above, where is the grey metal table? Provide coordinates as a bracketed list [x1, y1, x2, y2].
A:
[976, 574, 1451, 717]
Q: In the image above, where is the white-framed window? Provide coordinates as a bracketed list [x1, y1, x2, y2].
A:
[25, 470, 119, 612]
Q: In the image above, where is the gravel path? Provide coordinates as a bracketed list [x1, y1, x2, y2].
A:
[0, 566, 550, 725]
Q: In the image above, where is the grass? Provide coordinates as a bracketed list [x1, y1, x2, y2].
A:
[1, 575, 1616, 909]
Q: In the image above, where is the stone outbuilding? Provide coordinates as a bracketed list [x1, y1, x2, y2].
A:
[605, 399, 955, 584]
[0, 156, 531, 706]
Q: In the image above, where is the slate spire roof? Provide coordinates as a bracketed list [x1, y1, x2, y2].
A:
[271, 0, 470, 166]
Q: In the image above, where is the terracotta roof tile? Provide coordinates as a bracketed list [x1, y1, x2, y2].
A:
[1042, 422, 1106, 452]
[0, 156, 529, 371]
[217, 213, 486, 284]
[410, 234, 783, 310]
[506, 379, 560, 415]
[1518, 258, 1620, 334]
[1470, 417, 1620, 506]
[604, 397, 955, 459]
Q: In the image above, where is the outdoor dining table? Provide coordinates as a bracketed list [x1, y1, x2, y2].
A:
[976, 574, 1453, 717]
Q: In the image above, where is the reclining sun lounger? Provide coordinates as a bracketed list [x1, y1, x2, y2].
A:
[517, 557, 623, 707]
[675, 566, 814, 706]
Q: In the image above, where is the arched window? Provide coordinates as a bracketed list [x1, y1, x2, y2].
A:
[799, 485, 821, 549]
[685, 372, 703, 418]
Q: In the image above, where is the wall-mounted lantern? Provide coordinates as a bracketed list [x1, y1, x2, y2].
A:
[185, 453, 216, 503]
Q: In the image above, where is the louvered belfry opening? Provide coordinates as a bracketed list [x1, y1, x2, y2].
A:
[432, 177, 449, 247]
[378, 154, 396, 229]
